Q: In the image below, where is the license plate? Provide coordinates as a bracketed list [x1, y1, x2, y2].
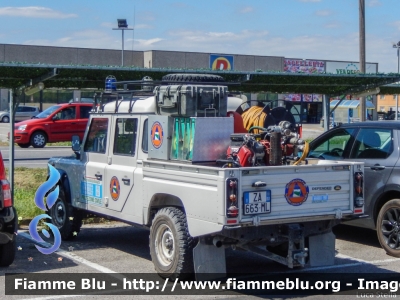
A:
[243, 190, 271, 215]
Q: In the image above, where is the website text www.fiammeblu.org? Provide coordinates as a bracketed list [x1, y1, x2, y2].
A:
[6, 273, 400, 296]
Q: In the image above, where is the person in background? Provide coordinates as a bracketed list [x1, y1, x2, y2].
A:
[63, 109, 74, 120]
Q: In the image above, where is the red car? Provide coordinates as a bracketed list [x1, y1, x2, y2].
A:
[0, 151, 16, 266]
[12, 103, 93, 148]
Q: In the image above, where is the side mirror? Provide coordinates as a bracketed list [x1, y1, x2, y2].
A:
[72, 135, 81, 152]
[52, 115, 59, 121]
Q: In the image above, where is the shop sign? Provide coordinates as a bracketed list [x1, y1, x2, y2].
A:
[284, 59, 325, 73]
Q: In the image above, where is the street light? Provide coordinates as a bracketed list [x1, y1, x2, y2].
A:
[393, 41, 400, 120]
[393, 41, 400, 73]
[113, 19, 133, 66]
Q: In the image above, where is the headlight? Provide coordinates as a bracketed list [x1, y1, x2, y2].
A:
[17, 125, 27, 131]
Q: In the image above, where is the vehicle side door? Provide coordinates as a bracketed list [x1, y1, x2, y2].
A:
[77, 106, 92, 139]
[104, 117, 138, 214]
[48, 106, 77, 141]
[80, 117, 110, 208]
[308, 127, 356, 160]
[348, 127, 397, 226]
[15, 106, 25, 122]
[384, 129, 400, 204]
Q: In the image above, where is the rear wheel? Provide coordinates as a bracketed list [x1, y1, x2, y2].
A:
[149, 207, 196, 279]
[377, 199, 400, 257]
[0, 238, 16, 267]
[49, 188, 82, 240]
[30, 131, 47, 148]
[2, 116, 9, 123]
[17, 143, 30, 148]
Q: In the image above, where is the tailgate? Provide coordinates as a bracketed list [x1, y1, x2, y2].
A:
[234, 162, 363, 224]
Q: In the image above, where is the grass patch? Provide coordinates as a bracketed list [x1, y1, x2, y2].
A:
[10, 167, 108, 225]
[11, 167, 48, 221]
[48, 141, 72, 146]
[304, 138, 314, 143]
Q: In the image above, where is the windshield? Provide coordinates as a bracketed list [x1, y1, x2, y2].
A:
[35, 105, 61, 119]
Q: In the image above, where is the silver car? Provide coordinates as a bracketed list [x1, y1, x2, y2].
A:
[308, 121, 400, 257]
[0, 105, 40, 123]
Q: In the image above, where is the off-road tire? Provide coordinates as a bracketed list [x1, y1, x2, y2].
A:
[377, 199, 400, 257]
[30, 131, 47, 148]
[162, 73, 225, 83]
[17, 143, 30, 148]
[49, 188, 82, 240]
[0, 238, 16, 267]
[149, 207, 196, 279]
[2, 116, 9, 123]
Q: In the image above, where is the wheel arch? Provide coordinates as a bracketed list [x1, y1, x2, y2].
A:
[146, 193, 184, 226]
[54, 169, 72, 204]
[373, 189, 400, 226]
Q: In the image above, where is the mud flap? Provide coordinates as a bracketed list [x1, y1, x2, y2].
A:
[308, 231, 335, 267]
[193, 238, 226, 281]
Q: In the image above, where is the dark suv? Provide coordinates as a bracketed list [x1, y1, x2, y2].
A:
[308, 121, 400, 257]
[0, 151, 16, 266]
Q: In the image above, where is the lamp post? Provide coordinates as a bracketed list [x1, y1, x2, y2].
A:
[394, 41, 400, 73]
[113, 19, 133, 66]
[393, 41, 400, 120]
[359, 0, 366, 121]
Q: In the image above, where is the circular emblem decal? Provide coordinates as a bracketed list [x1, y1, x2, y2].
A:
[211, 57, 232, 70]
[110, 176, 120, 201]
[285, 178, 309, 206]
[151, 121, 163, 149]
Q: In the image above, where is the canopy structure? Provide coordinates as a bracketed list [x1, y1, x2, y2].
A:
[0, 62, 399, 97]
[330, 99, 375, 109]
[378, 83, 400, 95]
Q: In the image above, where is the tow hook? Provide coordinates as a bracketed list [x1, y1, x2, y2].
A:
[293, 249, 308, 266]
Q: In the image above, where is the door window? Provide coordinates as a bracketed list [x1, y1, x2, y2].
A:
[80, 106, 92, 119]
[308, 128, 355, 159]
[350, 128, 393, 159]
[55, 107, 76, 120]
[84, 118, 109, 153]
[113, 118, 138, 156]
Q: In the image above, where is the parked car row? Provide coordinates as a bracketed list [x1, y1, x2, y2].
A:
[307, 121, 400, 257]
[0, 105, 40, 123]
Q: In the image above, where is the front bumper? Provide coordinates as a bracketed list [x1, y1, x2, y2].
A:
[12, 131, 29, 143]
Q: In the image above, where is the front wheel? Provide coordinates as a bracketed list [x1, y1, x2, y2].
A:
[377, 199, 400, 257]
[0, 238, 16, 266]
[49, 188, 82, 240]
[30, 131, 47, 148]
[149, 207, 196, 279]
[2, 116, 9, 123]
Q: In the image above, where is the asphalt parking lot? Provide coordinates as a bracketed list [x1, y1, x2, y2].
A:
[0, 221, 399, 299]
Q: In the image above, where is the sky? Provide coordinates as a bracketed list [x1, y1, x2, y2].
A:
[0, 0, 399, 73]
